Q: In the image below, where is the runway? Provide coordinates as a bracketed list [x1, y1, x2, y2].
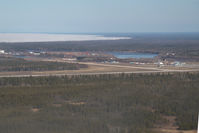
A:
[0, 62, 198, 78]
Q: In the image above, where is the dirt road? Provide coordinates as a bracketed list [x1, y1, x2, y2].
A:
[0, 62, 199, 78]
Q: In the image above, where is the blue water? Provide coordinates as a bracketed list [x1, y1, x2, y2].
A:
[14, 55, 31, 59]
[109, 52, 158, 59]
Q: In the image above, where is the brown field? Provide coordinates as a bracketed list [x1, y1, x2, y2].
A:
[152, 115, 197, 133]
[152, 129, 196, 133]
[0, 60, 199, 77]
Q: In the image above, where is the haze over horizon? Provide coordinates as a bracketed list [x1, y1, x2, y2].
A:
[0, 0, 199, 33]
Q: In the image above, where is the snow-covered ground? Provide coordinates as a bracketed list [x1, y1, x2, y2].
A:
[0, 33, 131, 43]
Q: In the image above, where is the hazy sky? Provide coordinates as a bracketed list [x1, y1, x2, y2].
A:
[0, 0, 198, 33]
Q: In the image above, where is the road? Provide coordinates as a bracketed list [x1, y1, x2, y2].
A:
[0, 62, 199, 78]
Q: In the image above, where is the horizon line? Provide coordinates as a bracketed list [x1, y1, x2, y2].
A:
[0, 32, 199, 34]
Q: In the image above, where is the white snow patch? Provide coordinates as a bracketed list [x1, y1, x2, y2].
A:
[0, 33, 131, 43]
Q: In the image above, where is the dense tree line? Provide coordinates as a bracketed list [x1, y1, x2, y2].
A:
[0, 57, 87, 72]
[0, 72, 198, 133]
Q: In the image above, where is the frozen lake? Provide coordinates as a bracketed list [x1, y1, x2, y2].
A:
[0, 33, 131, 43]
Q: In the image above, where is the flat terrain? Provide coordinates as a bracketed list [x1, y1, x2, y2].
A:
[0, 73, 198, 133]
[0, 33, 199, 133]
[0, 60, 199, 77]
[1, 33, 199, 61]
[0, 33, 130, 42]
[153, 116, 196, 133]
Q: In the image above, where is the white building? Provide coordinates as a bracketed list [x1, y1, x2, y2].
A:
[0, 50, 5, 54]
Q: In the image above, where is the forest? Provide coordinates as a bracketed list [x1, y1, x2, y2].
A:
[0, 33, 199, 61]
[0, 72, 198, 133]
[0, 56, 87, 72]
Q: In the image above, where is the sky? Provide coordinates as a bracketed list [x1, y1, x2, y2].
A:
[0, 0, 199, 33]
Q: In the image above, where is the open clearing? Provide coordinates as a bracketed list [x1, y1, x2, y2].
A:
[153, 116, 197, 133]
[0, 61, 199, 77]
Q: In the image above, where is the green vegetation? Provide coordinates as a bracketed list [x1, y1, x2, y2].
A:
[0, 72, 198, 133]
[0, 57, 87, 71]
